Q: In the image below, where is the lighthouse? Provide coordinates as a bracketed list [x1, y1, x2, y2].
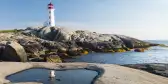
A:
[48, 1, 55, 26]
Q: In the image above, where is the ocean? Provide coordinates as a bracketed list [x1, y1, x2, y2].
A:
[66, 40, 168, 64]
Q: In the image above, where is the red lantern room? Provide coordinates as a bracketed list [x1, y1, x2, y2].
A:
[48, 2, 54, 9]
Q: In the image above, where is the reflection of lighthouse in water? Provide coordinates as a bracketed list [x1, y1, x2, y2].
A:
[48, 1, 55, 27]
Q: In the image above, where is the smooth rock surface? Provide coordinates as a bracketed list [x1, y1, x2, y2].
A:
[0, 62, 167, 84]
[123, 63, 168, 77]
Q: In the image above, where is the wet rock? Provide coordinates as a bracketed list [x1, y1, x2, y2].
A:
[1, 41, 27, 62]
[134, 48, 145, 52]
[44, 55, 62, 63]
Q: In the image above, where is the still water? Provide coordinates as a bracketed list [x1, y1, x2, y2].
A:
[7, 68, 98, 84]
[66, 40, 168, 64]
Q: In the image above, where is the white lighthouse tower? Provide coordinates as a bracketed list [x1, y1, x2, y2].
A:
[48, 1, 55, 27]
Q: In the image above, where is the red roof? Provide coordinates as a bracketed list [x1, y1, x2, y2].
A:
[48, 2, 54, 9]
[48, 2, 53, 6]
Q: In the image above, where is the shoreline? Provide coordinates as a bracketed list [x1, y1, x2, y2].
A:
[0, 28, 158, 62]
[123, 63, 168, 78]
[0, 62, 168, 84]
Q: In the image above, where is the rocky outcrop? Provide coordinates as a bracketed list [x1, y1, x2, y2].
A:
[1, 41, 27, 62]
[29, 26, 74, 41]
[115, 35, 150, 48]
[123, 63, 168, 77]
[23, 26, 152, 52]
[0, 26, 157, 62]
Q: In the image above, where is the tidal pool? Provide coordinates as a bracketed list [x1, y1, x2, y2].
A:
[6, 68, 98, 84]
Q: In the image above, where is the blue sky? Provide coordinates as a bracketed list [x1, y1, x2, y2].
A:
[0, 0, 168, 40]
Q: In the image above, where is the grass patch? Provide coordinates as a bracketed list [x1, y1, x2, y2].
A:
[0, 29, 20, 33]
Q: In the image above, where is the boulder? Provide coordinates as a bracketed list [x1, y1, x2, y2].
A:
[1, 41, 27, 62]
[17, 39, 44, 58]
[38, 27, 74, 41]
